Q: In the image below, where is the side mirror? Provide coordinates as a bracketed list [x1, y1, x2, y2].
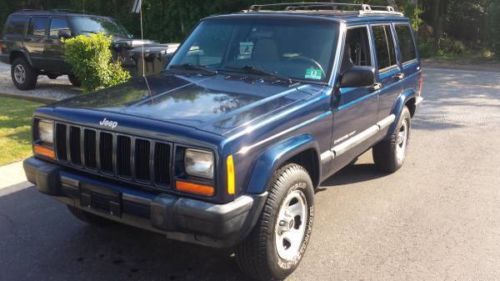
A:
[58, 30, 72, 39]
[340, 66, 376, 88]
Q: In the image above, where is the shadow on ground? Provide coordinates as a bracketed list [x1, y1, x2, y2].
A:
[0, 187, 253, 281]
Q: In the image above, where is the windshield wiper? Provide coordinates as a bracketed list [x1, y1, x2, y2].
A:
[224, 65, 295, 84]
[169, 63, 218, 76]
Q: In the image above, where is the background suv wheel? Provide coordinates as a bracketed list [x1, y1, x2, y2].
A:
[11, 57, 38, 90]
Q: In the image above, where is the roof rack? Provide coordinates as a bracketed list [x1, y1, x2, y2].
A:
[246, 2, 403, 16]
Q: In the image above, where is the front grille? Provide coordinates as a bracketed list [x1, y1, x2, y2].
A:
[54, 123, 172, 190]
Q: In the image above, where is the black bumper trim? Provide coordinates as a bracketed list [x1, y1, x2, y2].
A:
[24, 157, 267, 248]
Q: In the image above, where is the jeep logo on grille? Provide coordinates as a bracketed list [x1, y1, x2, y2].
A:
[99, 118, 118, 129]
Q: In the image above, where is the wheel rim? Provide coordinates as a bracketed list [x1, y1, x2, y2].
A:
[14, 64, 26, 84]
[275, 189, 308, 261]
[395, 119, 409, 162]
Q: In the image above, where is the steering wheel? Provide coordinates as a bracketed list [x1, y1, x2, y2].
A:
[287, 56, 325, 78]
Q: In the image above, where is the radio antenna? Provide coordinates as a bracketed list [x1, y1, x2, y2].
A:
[132, 0, 152, 96]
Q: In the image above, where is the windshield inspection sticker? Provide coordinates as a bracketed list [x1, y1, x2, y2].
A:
[239, 42, 254, 59]
[305, 68, 322, 80]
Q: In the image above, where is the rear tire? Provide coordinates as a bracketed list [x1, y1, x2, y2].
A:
[11, 57, 37, 90]
[68, 74, 81, 87]
[236, 163, 314, 281]
[66, 206, 114, 227]
[373, 107, 411, 173]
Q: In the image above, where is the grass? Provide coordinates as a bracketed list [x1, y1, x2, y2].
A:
[0, 96, 43, 166]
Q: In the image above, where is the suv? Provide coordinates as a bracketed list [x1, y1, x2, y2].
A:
[23, 3, 423, 281]
[0, 9, 141, 90]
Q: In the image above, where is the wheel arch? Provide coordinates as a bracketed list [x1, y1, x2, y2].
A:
[389, 89, 416, 133]
[245, 134, 321, 194]
[9, 50, 33, 66]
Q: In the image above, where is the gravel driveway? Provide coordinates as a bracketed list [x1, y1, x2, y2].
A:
[0, 67, 500, 281]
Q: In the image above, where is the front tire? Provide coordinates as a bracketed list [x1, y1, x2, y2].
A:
[373, 107, 411, 173]
[236, 163, 314, 281]
[11, 57, 38, 90]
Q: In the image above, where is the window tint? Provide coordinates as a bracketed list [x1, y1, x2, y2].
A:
[372, 25, 397, 70]
[50, 18, 71, 37]
[341, 26, 372, 72]
[396, 25, 417, 62]
[5, 15, 27, 35]
[28, 17, 49, 37]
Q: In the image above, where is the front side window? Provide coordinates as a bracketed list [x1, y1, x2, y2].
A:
[341, 26, 372, 73]
[169, 18, 339, 83]
[372, 25, 397, 70]
[5, 15, 28, 35]
[50, 18, 71, 38]
[28, 17, 50, 37]
[395, 24, 417, 63]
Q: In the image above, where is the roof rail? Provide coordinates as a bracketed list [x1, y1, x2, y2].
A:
[247, 2, 403, 16]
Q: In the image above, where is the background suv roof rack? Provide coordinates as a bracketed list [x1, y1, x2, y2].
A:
[247, 2, 403, 16]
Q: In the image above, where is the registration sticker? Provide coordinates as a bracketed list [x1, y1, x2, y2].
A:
[305, 68, 322, 80]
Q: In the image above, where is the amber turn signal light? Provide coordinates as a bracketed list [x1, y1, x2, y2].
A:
[176, 180, 214, 197]
[34, 144, 55, 160]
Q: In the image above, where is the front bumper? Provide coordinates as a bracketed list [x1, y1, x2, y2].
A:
[24, 157, 267, 248]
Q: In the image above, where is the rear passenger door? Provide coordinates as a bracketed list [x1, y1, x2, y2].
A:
[394, 23, 421, 95]
[25, 16, 50, 69]
[371, 24, 403, 121]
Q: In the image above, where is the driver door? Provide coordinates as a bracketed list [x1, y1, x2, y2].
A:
[44, 16, 72, 73]
[332, 26, 379, 155]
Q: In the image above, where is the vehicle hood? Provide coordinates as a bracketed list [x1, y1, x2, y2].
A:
[51, 73, 326, 136]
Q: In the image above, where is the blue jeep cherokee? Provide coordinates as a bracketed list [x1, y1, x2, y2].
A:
[24, 3, 423, 280]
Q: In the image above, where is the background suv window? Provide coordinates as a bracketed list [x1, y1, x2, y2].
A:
[395, 25, 417, 63]
[372, 25, 397, 70]
[341, 26, 372, 73]
[5, 15, 28, 35]
[28, 17, 49, 37]
[50, 18, 71, 38]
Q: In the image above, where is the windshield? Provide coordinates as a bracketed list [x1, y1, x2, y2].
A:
[70, 16, 132, 38]
[169, 18, 339, 83]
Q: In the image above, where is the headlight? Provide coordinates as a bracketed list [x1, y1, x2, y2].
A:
[185, 149, 214, 179]
[38, 120, 54, 146]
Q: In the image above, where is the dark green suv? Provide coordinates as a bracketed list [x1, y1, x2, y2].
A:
[0, 10, 135, 90]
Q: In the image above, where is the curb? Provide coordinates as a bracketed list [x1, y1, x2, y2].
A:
[0, 91, 59, 104]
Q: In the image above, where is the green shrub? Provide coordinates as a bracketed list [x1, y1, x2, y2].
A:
[439, 38, 466, 55]
[63, 33, 130, 93]
[417, 40, 435, 58]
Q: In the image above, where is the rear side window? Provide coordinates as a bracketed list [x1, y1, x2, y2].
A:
[50, 18, 71, 37]
[395, 24, 417, 63]
[28, 17, 49, 37]
[4, 15, 28, 35]
[372, 25, 397, 70]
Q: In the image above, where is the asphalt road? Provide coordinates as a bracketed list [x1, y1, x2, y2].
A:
[1, 67, 500, 281]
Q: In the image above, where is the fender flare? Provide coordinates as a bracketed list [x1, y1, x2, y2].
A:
[389, 89, 416, 133]
[9, 49, 34, 66]
[246, 134, 320, 194]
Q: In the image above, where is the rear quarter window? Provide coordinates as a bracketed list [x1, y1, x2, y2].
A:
[4, 15, 28, 35]
[395, 24, 417, 63]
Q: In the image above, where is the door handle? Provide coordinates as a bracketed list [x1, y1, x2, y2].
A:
[393, 73, 405, 80]
[371, 83, 383, 91]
